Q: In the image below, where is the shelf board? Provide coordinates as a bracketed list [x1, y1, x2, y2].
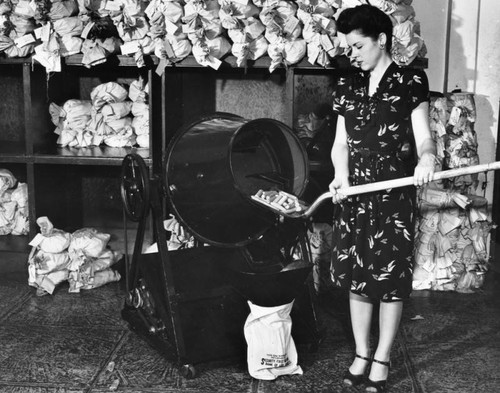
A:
[59, 54, 428, 71]
[0, 57, 31, 65]
[32, 146, 151, 166]
[159, 54, 354, 70]
[5, 51, 428, 70]
[152, 54, 426, 70]
[0, 156, 28, 164]
[63, 54, 159, 67]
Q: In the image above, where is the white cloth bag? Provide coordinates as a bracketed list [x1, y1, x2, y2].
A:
[244, 300, 303, 380]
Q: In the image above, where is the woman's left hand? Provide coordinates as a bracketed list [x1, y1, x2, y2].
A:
[413, 152, 436, 186]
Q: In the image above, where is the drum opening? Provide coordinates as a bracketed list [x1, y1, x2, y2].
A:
[165, 114, 308, 247]
[230, 119, 308, 199]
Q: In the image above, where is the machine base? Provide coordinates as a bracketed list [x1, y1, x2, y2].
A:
[122, 247, 321, 373]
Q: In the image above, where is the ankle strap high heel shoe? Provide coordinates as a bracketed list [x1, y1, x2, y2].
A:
[365, 358, 391, 392]
[343, 354, 371, 386]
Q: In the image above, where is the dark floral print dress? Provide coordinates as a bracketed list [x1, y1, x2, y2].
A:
[330, 62, 429, 301]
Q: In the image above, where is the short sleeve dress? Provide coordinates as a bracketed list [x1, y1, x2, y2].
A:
[330, 62, 429, 302]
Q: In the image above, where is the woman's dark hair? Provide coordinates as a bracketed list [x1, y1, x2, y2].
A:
[337, 5, 393, 52]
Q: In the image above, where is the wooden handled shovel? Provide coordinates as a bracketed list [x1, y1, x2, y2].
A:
[251, 161, 500, 219]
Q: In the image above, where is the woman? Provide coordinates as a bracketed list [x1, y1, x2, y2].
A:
[329, 5, 436, 393]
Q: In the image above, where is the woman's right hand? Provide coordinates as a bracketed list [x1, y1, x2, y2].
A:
[329, 176, 350, 204]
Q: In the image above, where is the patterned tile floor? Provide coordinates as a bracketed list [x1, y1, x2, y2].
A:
[0, 251, 499, 393]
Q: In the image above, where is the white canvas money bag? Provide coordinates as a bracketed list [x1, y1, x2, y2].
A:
[244, 300, 303, 380]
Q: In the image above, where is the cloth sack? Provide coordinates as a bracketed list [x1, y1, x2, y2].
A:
[90, 82, 129, 111]
[307, 222, 334, 294]
[244, 300, 303, 380]
[0, 169, 16, 197]
[268, 37, 306, 72]
[231, 36, 269, 68]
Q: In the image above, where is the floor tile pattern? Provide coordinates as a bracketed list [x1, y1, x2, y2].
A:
[0, 255, 499, 393]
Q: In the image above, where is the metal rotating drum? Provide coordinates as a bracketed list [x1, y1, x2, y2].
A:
[165, 113, 309, 247]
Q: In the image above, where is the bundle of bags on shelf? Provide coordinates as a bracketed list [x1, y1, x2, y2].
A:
[0, 169, 29, 236]
[0, 0, 427, 72]
[28, 216, 122, 296]
[49, 78, 149, 148]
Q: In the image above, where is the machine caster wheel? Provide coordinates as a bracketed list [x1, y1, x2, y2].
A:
[180, 364, 196, 379]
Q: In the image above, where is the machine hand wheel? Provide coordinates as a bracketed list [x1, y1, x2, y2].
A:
[120, 153, 151, 222]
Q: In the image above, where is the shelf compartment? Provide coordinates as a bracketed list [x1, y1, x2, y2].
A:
[32, 163, 141, 255]
[34, 164, 123, 229]
[32, 65, 154, 161]
[0, 64, 26, 156]
[163, 67, 292, 145]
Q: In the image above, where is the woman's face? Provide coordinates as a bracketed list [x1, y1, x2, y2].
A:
[345, 29, 384, 71]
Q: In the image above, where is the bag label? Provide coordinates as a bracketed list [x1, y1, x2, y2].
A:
[261, 354, 291, 368]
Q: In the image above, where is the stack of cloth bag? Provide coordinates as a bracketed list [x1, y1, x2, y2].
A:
[413, 188, 494, 293]
[49, 79, 149, 148]
[89, 80, 137, 147]
[31, 0, 123, 71]
[28, 216, 122, 296]
[145, 0, 192, 67]
[413, 91, 493, 293]
[221, 0, 266, 68]
[128, 77, 150, 147]
[1, 0, 428, 72]
[428, 92, 480, 194]
[257, 0, 306, 72]
[0, 169, 29, 236]
[182, 0, 231, 68]
[0, 0, 38, 58]
[297, 0, 342, 68]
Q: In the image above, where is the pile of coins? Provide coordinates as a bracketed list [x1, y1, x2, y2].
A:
[251, 189, 303, 214]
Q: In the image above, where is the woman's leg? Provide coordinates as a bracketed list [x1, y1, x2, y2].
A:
[369, 300, 403, 381]
[348, 292, 373, 374]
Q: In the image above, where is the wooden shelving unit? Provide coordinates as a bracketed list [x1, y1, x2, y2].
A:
[0, 53, 428, 254]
